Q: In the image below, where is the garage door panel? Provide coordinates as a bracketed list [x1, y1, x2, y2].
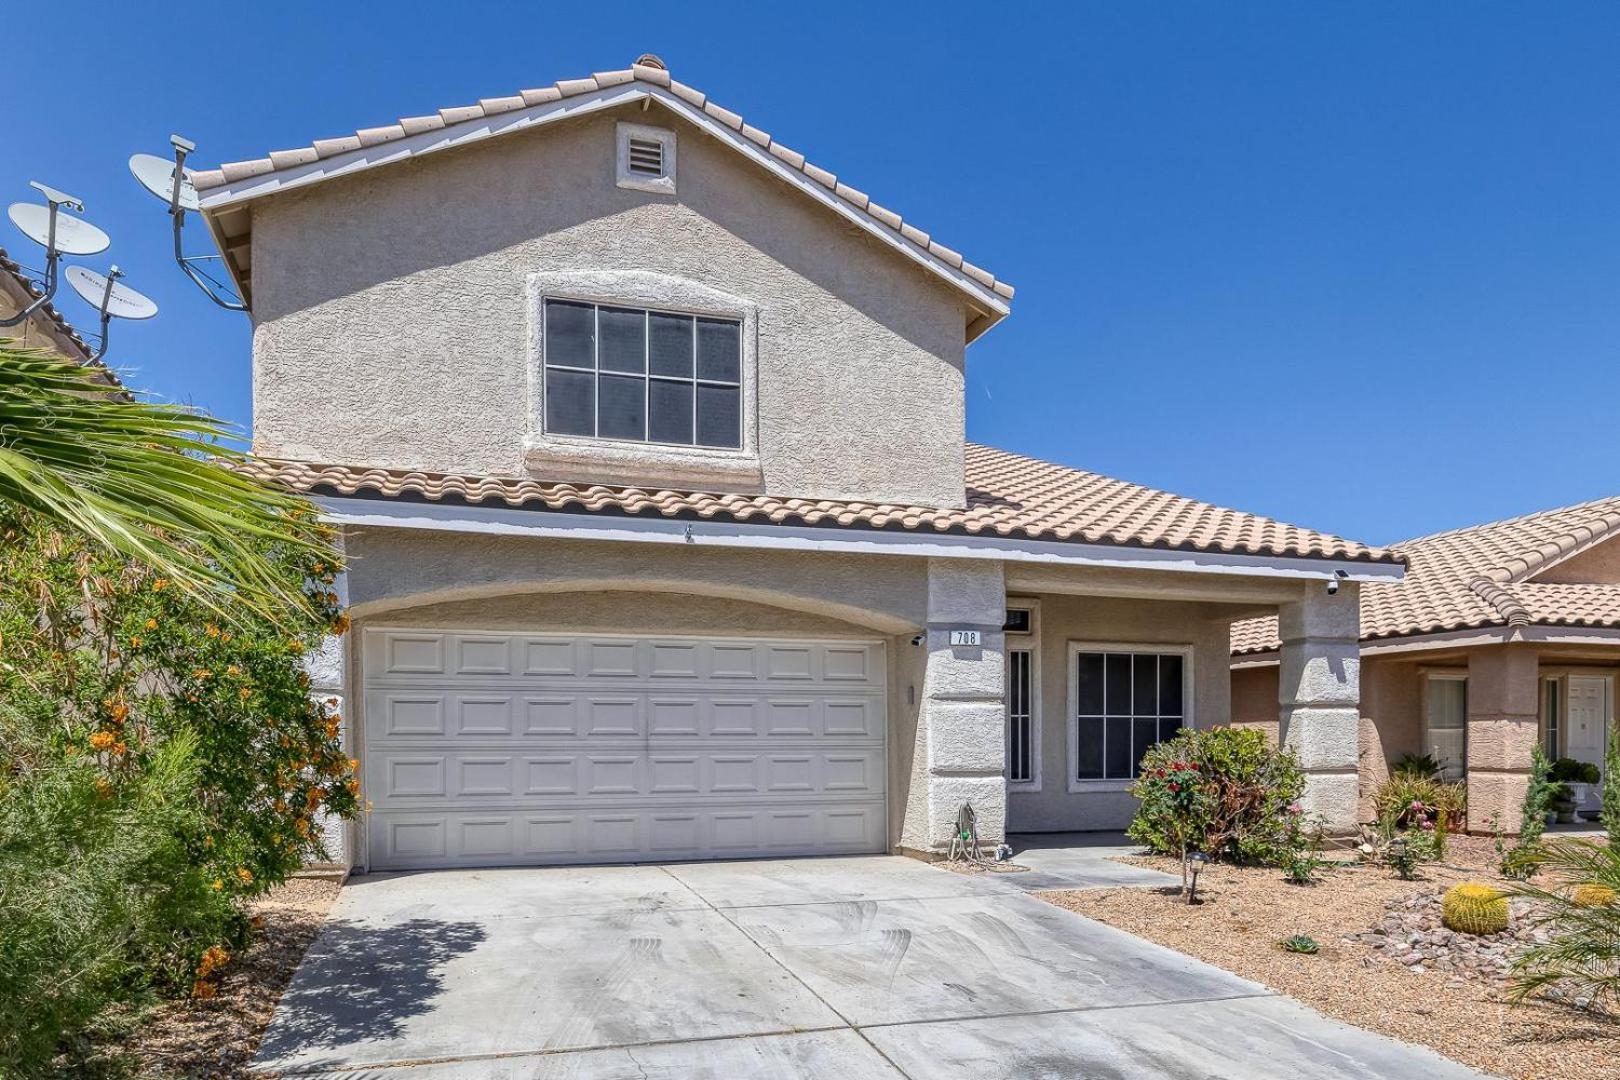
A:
[369, 747, 884, 808]
[369, 802, 887, 868]
[363, 629, 887, 869]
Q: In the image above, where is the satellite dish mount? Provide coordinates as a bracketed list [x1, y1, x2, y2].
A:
[66, 264, 159, 362]
[1, 182, 110, 327]
[130, 135, 246, 312]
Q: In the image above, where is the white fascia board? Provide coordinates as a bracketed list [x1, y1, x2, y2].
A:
[196, 84, 1010, 322]
[1239, 624, 1620, 664]
[315, 496, 1406, 584]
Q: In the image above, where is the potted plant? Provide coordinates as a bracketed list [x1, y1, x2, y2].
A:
[1553, 758, 1601, 820]
[1551, 782, 1579, 825]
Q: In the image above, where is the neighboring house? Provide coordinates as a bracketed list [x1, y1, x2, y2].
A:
[192, 56, 1401, 872]
[0, 244, 94, 361]
[1233, 498, 1620, 833]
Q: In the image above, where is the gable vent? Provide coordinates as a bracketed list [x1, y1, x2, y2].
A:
[627, 136, 665, 176]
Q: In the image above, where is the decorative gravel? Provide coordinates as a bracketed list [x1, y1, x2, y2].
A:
[1041, 851, 1619, 1080]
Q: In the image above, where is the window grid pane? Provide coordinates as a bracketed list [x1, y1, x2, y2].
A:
[1007, 649, 1033, 783]
[543, 298, 741, 450]
[1075, 650, 1186, 781]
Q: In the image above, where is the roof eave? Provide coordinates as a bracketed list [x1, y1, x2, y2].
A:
[197, 82, 1012, 325]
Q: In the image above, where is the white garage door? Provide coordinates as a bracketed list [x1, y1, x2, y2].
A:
[362, 628, 888, 870]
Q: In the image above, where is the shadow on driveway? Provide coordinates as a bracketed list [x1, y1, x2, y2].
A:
[256, 916, 484, 1065]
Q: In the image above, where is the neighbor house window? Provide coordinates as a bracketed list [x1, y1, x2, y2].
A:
[543, 299, 741, 449]
[1424, 674, 1468, 781]
[1073, 647, 1187, 782]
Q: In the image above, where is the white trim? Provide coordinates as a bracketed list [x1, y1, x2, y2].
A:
[315, 495, 1404, 583]
[1421, 670, 1469, 782]
[196, 83, 1010, 325]
[1239, 623, 1620, 665]
[616, 121, 676, 195]
[1004, 598, 1042, 791]
[1066, 641, 1195, 792]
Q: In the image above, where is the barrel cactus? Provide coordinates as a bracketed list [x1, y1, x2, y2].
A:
[1573, 883, 1617, 908]
[1441, 882, 1508, 934]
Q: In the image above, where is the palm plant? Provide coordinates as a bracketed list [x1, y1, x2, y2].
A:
[0, 340, 329, 621]
[1505, 839, 1620, 1012]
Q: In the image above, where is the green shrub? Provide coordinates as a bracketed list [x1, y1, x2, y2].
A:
[0, 509, 355, 1076]
[1127, 727, 1306, 865]
[1550, 757, 1596, 784]
[1391, 753, 1441, 779]
[1603, 725, 1620, 846]
[1502, 746, 1558, 879]
[1281, 934, 1320, 955]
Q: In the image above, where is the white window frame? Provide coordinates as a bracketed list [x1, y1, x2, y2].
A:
[616, 122, 676, 195]
[1067, 641, 1194, 793]
[525, 270, 760, 488]
[1004, 600, 1041, 791]
[1420, 670, 1468, 781]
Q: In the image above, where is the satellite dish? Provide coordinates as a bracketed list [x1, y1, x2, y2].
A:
[67, 265, 158, 321]
[129, 152, 200, 211]
[7, 202, 111, 256]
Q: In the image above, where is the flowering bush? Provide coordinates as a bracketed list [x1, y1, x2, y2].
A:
[0, 508, 356, 1074]
[1127, 726, 1307, 866]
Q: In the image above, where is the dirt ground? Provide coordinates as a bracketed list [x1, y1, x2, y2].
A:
[90, 875, 339, 1079]
[1043, 840, 1619, 1080]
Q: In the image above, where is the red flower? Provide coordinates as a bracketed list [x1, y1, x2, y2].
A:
[1168, 781, 1181, 792]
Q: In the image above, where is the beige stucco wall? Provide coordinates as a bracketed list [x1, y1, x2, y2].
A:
[1006, 595, 1241, 832]
[247, 102, 974, 507]
[1532, 535, 1620, 584]
[1230, 664, 1279, 743]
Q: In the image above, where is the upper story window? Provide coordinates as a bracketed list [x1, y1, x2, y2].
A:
[543, 299, 742, 450]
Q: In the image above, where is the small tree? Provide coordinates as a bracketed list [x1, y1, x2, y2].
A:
[1503, 745, 1558, 880]
[1132, 758, 1213, 896]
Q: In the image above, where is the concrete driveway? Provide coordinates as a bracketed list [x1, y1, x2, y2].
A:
[255, 856, 1485, 1079]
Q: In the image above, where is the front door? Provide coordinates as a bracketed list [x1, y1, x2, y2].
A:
[1566, 676, 1609, 805]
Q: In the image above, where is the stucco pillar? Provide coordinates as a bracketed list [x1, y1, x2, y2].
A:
[1277, 583, 1361, 835]
[1466, 645, 1540, 835]
[904, 557, 1006, 854]
[306, 532, 352, 869]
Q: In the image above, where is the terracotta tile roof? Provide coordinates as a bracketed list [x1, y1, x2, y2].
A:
[190, 60, 1013, 304]
[0, 245, 91, 361]
[1231, 495, 1620, 655]
[240, 443, 1397, 565]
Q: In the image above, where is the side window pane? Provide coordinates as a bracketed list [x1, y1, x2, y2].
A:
[1104, 716, 1132, 779]
[696, 317, 740, 382]
[545, 300, 595, 368]
[1132, 718, 1160, 778]
[649, 313, 693, 378]
[598, 373, 645, 440]
[544, 368, 594, 435]
[1075, 716, 1105, 780]
[1105, 654, 1132, 716]
[696, 384, 740, 448]
[598, 307, 646, 373]
[1075, 653, 1105, 715]
[648, 379, 694, 444]
[1133, 655, 1158, 716]
[1158, 655, 1184, 718]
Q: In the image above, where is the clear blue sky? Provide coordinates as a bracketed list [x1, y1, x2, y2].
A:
[7, 2, 1618, 546]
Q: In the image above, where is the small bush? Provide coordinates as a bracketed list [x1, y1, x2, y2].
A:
[1281, 933, 1320, 954]
[1442, 882, 1509, 935]
[1502, 746, 1557, 878]
[1550, 757, 1599, 785]
[1573, 884, 1617, 908]
[1373, 773, 1465, 833]
[1391, 753, 1441, 779]
[1603, 725, 1620, 846]
[1127, 726, 1306, 865]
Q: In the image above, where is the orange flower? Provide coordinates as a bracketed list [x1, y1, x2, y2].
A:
[197, 945, 230, 977]
[204, 623, 220, 638]
[190, 980, 217, 1000]
[111, 742, 127, 756]
[347, 758, 359, 772]
[221, 632, 233, 643]
[89, 731, 115, 751]
[144, 618, 157, 630]
[202, 834, 215, 849]
[109, 701, 129, 723]
[129, 635, 142, 647]
[325, 697, 339, 707]
[238, 687, 253, 700]
[226, 664, 242, 677]
[294, 818, 311, 837]
[94, 777, 113, 798]
[236, 867, 253, 885]
[153, 577, 169, 591]
[194, 668, 212, 679]
[346, 777, 360, 795]
[211, 878, 223, 891]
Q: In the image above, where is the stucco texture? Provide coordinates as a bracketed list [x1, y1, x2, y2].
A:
[248, 103, 972, 507]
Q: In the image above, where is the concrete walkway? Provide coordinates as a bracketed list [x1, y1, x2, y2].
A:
[254, 855, 1487, 1079]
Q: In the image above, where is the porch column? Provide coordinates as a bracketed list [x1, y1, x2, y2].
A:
[1466, 645, 1540, 835]
[907, 557, 1007, 854]
[1277, 583, 1361, 835]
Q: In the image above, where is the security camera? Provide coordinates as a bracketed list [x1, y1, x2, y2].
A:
[1327, 569, 1349, 595]
[910, 633, 925, 647]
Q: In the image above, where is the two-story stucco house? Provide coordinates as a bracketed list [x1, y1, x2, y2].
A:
[192, 57, 1402, 873]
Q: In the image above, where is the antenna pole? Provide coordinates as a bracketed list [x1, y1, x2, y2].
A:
[86, 265, 122, 363]
[0, 195, 69, 328]
[164, 135, 247, 312]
